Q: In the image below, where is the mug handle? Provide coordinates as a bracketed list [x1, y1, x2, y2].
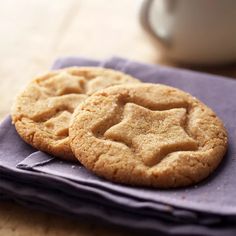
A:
[139, 0, 171, 47]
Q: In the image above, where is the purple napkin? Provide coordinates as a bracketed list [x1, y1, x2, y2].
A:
[1, 175, 236, 236]
[1, 57, 236, 236]
[16, 57, 236, 215]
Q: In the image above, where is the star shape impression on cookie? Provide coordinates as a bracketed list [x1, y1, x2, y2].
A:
[104, 103, 198, 166]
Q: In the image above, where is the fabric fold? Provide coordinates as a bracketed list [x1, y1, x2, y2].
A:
[1, 176, 234, 236]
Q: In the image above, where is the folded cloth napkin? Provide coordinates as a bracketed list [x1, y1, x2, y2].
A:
[1, 175, 236, 236]
[1, 57, 236, 236]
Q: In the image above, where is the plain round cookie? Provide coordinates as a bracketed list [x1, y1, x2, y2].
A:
[70, 83, 228, 188]
[11, 67, 140, 161]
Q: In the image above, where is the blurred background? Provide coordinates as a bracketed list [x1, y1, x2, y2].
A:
[0, 0, 153, 120]
[1, 0, 236, 120]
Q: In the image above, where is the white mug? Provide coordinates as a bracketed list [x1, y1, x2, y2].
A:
[139, 0, 236, 65]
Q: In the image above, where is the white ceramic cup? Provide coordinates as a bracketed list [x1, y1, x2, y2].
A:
[140, 0, 236, 65]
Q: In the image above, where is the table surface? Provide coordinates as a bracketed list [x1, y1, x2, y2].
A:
[0, 0, 235, 235]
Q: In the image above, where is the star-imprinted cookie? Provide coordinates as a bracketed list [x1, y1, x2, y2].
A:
[70, 83, 228, 188]
[104, 104, 198, 166]
[11, 67, 140, 161]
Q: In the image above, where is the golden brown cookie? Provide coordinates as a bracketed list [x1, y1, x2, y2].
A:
[11, 67, 140, 161]
[70, 83, 228, 188]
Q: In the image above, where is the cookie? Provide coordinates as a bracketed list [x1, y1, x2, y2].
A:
[70, 83, 228, 188]
[11, 67, 140, 161]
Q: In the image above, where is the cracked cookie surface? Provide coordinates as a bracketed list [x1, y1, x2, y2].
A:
[11, 67, 140, 161]
[70, 83, 228, 188]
